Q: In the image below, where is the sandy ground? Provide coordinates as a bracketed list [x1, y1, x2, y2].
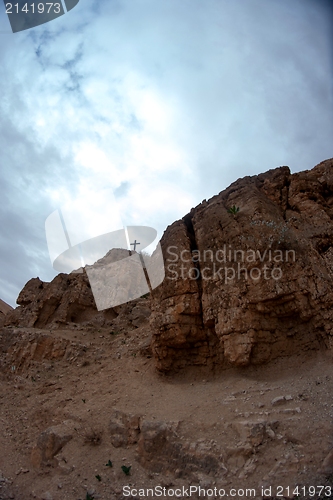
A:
[0, 324, 333, 500]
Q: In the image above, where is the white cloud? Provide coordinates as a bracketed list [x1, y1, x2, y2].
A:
[0, 0, 332, 305]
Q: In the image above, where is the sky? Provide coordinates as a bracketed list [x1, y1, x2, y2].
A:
[0, 0, 332, 307]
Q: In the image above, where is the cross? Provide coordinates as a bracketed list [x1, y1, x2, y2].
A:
[130, 240, 140, 251]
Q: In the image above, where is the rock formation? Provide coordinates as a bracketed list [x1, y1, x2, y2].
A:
[4, 158, 333, 375]
[4, 249, 151, 332]
[151, 158, 333, 371]
[0, 299, 13, 325]
[1, 160, 333, 498]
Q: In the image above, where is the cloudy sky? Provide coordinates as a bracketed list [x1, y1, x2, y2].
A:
[0, 0, 332, 307]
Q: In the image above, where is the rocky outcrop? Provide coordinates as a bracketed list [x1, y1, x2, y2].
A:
[107, 410, 307, 483]
[0, 327, 87, 374]
[4, 159, 333, 375]
[0, 299, 13, 326]
[136, 420, 223, 478]
[5, 273, 102, 329]
[4, 271, 151, 331]
[151, 158, 333, 372]
[109, 410, 141, 448]
[108, 411, 225, 479]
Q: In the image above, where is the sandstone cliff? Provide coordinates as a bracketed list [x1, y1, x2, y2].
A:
[5, 159, 333, 375]
[4, 248, 151, 332]
[151, 158, 333, 371]
[0, 298, 13, 325]
[1, 160, 333, 499]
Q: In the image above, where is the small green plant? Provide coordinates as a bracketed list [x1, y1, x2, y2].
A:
[105, 459, 113, 467]
[82, 398, 86, 403]
[121, 465, 131, 476]
[86, 493, 94, 500]
[227, 205, 240, 215]
[95, 474, 101, 482]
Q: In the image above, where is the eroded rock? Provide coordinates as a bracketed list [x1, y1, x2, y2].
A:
[109, 410, 141, 448]
[0, 299, 13, 327]
[151, 159, 333, 372]
[321, 448, 333, 475]
[30, 423, 73, 467]
[4, 272, 151, 332]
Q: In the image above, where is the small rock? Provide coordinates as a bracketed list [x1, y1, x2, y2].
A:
[31, 424, 73, 467]
[322, 449, 333, 474]
[199, 479, 212, 489]
[271, 396, 286, 406]
[40, 492, 53, 500]
[265, 425, 275, 439]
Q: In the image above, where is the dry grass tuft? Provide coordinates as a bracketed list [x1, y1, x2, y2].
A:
[82, 427, 103, 446]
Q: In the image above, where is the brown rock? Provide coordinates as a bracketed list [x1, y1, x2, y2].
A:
[271, 396, 287, 406]
[232, 420, 278, 447]
[0, 299, 13, 316]
[5, 273, 102, 328]
[0, 299, 13, 327]
[31, 423, 73, 467]
[0, 328, 78, 374]
[4, 270, 150, 331]
[321, 448, 333, 475]
[151, 158, 333, 372]
[109, 410, 141, 447]
[4, 158, 333, 377]
[137, 419, 223, 478]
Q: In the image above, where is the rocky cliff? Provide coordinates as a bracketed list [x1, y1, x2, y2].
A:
[5, 159, 333, 375]
[0, 299, 13, 325]
[2, 160, 333, 499]
[151, 158, 333, 371]
[4, 248, 151, 333]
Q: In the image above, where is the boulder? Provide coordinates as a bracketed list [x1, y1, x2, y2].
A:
[109, 410, 141, 448]
[30, 423, 73, 467]
[137, 420, 223, 478]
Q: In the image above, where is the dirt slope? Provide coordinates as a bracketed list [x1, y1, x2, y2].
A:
[0, 322, 333, 500]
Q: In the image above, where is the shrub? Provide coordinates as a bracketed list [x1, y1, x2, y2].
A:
[121, 465, 131, 476]
[227, 205, 240, 215]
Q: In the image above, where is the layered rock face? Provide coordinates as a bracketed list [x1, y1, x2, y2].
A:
[4, 272, 116, 329]
[151, 159, 333, 372]
[5, 159, 333, 373]
[0, 299, 13, 324]
[4, 249, 151, 331]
